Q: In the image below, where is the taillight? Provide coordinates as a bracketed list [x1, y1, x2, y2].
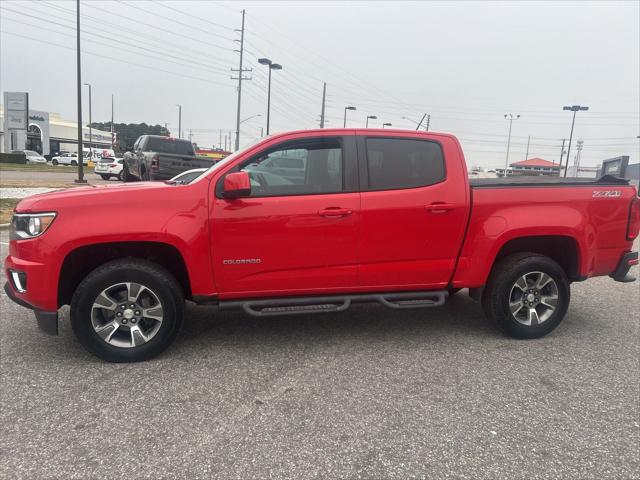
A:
[627, 196, 640, 240]
[151, 154, 160, 170]
[109, 164, 117, 168]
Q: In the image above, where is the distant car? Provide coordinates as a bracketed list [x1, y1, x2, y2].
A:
[95, 158, 124, 180]
[51, 152, 88, 166]
[169, 168, 208, 184]
[12, 150, 47, 164]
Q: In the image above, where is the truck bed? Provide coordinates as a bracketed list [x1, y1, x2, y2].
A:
[470, 175, 630, 188]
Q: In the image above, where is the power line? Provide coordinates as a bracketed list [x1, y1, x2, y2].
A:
[0, 29, 236, 88]
[1, 13, 234, 78]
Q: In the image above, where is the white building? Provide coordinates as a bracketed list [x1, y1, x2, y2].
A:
[0, 105, 112, 158]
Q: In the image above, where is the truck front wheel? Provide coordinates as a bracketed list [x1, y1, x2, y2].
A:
[70, 259, 184, 362]
[482, 253, 570, 339]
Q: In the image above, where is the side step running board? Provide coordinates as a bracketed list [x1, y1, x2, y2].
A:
[219, 290, 448, 318]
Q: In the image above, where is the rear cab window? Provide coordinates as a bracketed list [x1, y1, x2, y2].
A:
[363, 137, 446, 190]
[144, 137, 195, 156]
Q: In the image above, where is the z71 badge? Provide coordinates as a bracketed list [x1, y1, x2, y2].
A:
[593, 190, 621, 198]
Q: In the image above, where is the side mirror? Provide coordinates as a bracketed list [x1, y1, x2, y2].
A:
[223, 171, 251, 199]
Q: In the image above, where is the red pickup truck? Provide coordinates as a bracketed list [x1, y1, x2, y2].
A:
[4, 129, 639, 362]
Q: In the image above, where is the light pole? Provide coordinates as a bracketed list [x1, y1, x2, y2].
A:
[75, 0, 85, 183]
[382, 122, 392, 128]
[562, 105, 589, 177]
[83, 83, 92, 159]
[343, 106, 356, 128]
[365, 115, 377, 128]
[258, 58, 282, 135]
[402, 115, 430, 131]
[240, 114, 261, 125]
[504, 113, 520, 175]
[175, 104, 182, 138]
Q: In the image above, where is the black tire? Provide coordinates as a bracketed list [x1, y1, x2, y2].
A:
[70, 259, 184, 362]
[122, 163, 136, 182]
[100, 174, 110, 180]
[70, 160, 78, 166]
[482, 253, 570, 339]
[116, 170, 123, 181]
[52, 159, 58, 166]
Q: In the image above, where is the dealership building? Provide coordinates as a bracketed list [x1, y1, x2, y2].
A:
[1, 104, 112, 158]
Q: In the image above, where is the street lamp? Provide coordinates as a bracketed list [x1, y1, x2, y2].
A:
[366, 115, 377, 128]
[258, 58, 282, 135]
[562, 105, 589, 177]
[83, 83, 92, 160]
[74, 0, 85, 183]
[176, 104, 182, 138]
[504, 113, 520, 175]
[343, 106, 356, 127]
[382, 122, 392, 128]
[240, 113, 262, 125]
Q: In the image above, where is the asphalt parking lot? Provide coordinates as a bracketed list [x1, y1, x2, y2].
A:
[0, 230, 638, 479]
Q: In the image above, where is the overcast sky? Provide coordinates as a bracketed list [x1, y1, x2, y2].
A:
[1, 0, 638, 167]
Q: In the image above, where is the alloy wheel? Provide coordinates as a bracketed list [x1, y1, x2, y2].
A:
[508, 271, 559, 326]
[91, 282, 164, 348]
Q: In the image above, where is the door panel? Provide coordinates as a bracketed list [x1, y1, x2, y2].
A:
[358, 135, 468, 289]
[211, 135, 360, 298]
[212, 193, 359, 296]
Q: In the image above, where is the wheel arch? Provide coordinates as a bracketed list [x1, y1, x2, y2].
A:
[58, 241, 192, 307]
[492, 235, 581, 282]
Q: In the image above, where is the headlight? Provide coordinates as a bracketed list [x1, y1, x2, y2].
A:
[10, 213, 57, 240]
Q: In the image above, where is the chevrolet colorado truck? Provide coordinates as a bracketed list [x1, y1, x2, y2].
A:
[122, 135, 215, 181]
[4, 129, 639, 362]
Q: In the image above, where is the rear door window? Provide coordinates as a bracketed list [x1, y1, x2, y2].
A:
[365, 138, 445, 190]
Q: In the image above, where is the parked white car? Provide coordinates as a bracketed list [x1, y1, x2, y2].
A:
[94, 158, 124, 180]
[51, 152, 88, 166]
[169, 168, 208, 184]
[12, 150, 47, 164]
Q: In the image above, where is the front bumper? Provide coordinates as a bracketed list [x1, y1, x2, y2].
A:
[4, 282, 59, 335]
[610, 251, 638, 283]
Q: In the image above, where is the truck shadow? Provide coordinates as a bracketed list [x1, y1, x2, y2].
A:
[174, 291, 502, 354]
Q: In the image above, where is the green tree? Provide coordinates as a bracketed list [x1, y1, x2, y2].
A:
[90, 122, 170, 152]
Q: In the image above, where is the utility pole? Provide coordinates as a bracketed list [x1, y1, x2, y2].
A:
[320, 82, 326, 128]
[84, 83, 92, 159]
[189, 128, 193, 142]
[231, 9, 251, 151]
[573, 140, 584, 176]
[224, 134, 227, 152]
[219, 129, 222, 149]
[111, 93, 115, 151]
[175, 104, 182, 139]
[562, 105, 589, 177]
[75, 0, 85, 183]
[525, 135, 531, 160]
[503, 113, 520, 175]
[425, 114, 431, 131]
[558, 139, 566, 176]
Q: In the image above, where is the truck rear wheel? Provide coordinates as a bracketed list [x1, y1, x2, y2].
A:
[482, 253, 570, 339]
[122, 163, 136, 182]
[70, 259, 184, 362]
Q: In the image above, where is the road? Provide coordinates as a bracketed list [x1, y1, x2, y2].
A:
[0, 168, 112, 185]
[0, 229, 638, 479]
